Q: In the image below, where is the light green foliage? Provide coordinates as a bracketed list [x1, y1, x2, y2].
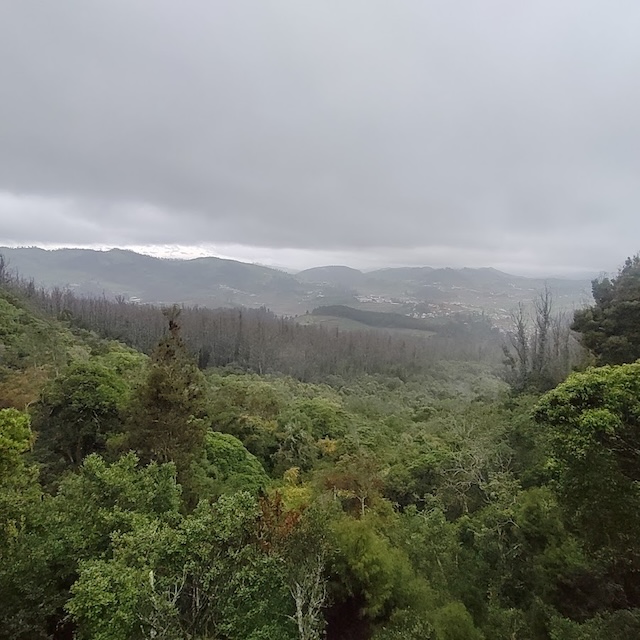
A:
[272, 397, 350, 473]
[22, 454, 183, 636]
[534, 363, 640, 553]
[208, 374, 284, 468]
[0, 453, 180, 640]
[0, 408, 32, 481]
[433, 602, 484, 640]
[330, 515, 428, 619]
[0, 293, 73, 372]
[372, 608, 435, 639]
[325, 451, 385, 516]
[54, 453, 182, 557]
[0, 409, 40, 565]
[272, 419, 320, 473]
[0, 412, 42, 637]
[382, 400, 518, 516]
[94, 347, 147, 384]
[191, 430, 269, 498]
[67, 561, 150, 640]
[392, 505, 461, 601]
[209, 374, 285, 417]
[280, 397, 349, 440]
[0, 414, 49, 638]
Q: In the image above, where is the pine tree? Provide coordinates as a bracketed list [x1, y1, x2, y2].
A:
[572, 253, 640, 365]
[125, 307, 208, 481]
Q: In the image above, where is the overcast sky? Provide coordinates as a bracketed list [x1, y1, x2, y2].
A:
[1, 1, 639, 276]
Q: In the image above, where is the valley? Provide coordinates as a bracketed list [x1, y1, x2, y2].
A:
[0, 247, 592, 329]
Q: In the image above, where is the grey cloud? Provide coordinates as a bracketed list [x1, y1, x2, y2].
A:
[0, 1, 639, 272]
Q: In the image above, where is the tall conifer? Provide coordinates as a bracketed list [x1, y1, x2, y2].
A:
[125, 307, 207, 481]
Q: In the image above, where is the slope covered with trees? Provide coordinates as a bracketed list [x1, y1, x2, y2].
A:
[1, 253, 640, 640]
[0, 260, 505, 381]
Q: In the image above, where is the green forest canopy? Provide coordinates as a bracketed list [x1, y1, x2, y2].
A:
[1, 252, 640, 639]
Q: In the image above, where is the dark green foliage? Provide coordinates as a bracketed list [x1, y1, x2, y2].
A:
[549, 609, 640, 640]
[125, 312, 208, 481]
[572, 254, 640, 364]
[312, 305, 438, 332]
[33, 361, 126, 472]
[67, 491, 296, 640]
[0, 408, 32, 482]
[433, 602, 484, 640]
[0, 453, 181, 639]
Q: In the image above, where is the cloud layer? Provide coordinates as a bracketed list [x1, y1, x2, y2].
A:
[1, 1, 639, 273]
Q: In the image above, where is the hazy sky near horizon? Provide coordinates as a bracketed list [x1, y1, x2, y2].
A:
[0, 1, 639, 276]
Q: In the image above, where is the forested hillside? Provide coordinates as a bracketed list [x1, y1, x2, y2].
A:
[0, 259, 504, 381]
[1, 254, 640, 640]
[310, 305, 440, 332]
[0, 247, 590, 323]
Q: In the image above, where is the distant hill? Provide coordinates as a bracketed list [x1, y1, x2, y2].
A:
[297, 265, 365, 288]
[370, 266, 523, 288]
[0, 247, 592, 323]
[0, 247, 302, 308]
[368, 266, 435, 283]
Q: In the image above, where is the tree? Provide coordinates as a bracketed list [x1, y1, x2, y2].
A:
[33, 361, 125, 470]
[503, 288, 581, 392]
[67, 491, 296, 640]
[0, 408, 38, 549]
[533, 362, 640, 596]
[324, 452, 384, 517]
[572, 253, 640, 365]
[125, 308, 208, 483]
[0, 408, 32, 483]
[0, 453, 182, 640]
[329, 514, 429, 629]
[254, 494, 331, 640]
[190, 430, 268, 499]
[433, 602, 484, 640]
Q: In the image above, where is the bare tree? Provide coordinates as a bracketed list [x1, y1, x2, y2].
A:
[289, 550, 328, 640]
[531, 286, 552, 378]
[503, 286, 583, 392]
[502, 303, 530, 388]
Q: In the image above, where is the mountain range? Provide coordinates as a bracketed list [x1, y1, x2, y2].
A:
[0, 247, 593, 325]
